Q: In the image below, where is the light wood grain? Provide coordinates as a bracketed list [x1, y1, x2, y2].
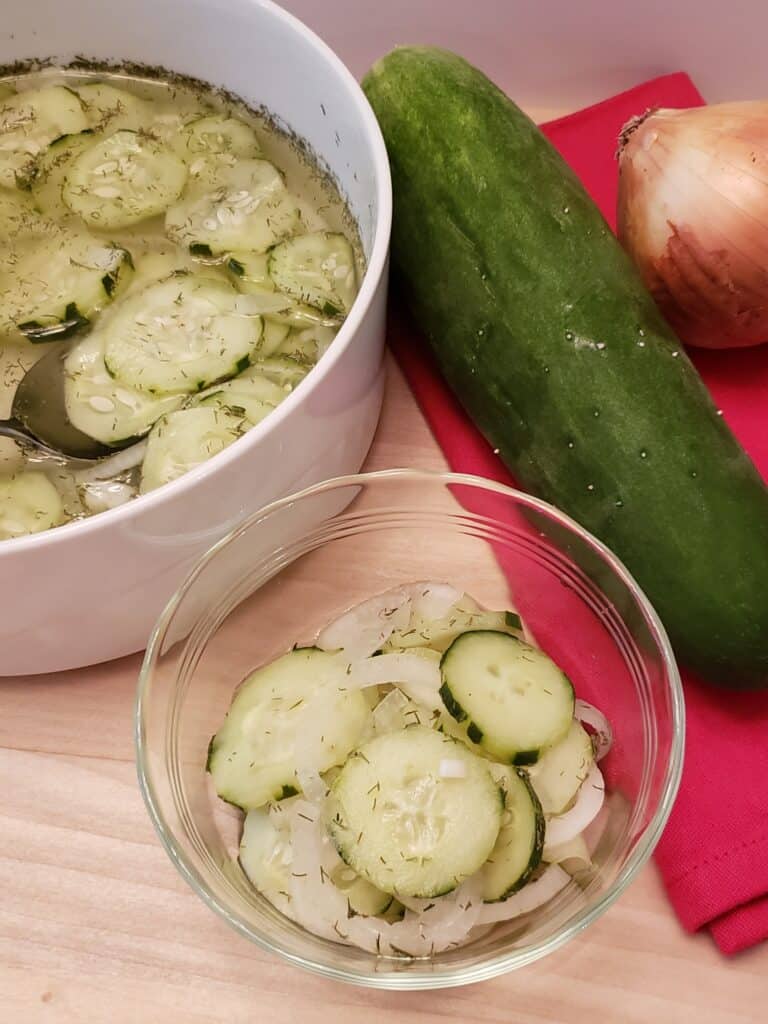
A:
[1, 355, 766, 1023]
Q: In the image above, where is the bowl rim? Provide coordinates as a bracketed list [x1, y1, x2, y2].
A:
[135, 467, 685, 990]
[2, 0, 392, 555]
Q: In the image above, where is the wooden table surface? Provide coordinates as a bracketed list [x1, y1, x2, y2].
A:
[2, 354, 766, 1023]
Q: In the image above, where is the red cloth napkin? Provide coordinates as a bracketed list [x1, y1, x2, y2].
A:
[389, 72, 768, 955]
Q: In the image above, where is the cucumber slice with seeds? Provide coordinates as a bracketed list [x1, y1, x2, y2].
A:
[526, 720, 595, 815]
[165, 158, 299, 255]
[483, 766, 545, 901]
[0, 471, 63, 539]
[325, 725, 502, 898]
[207, 647, 370, 810]
[176, 115, 261, 160]
[439, 631, 574, 765]
[64, 129, 188, 228]
[2, 228, 132, 342]
[0, 85, 87, 188]
[139, 406, 246, 493]
[269, 231, 358, 316]
[64, 334, 183, 445]
[102, 275, 261, 395]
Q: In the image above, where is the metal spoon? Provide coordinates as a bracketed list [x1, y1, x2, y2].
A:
[0, 342, 120, 466]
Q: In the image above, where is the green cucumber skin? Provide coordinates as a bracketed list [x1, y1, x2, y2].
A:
[364, 47, 768, 688]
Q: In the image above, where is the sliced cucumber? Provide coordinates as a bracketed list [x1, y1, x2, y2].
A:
[122, 250, 188, 291]
[239, 806, 393, 916]
[196, 372, 288, 425]
[239, 806, 292, 898]
[102, 275, 261, 395]
[325, 725, 502, 898]
[269, 231, 358, 316]
[1, 228, 132, 342]
[64, 334, 183, 445]
[257, 319, 291, 357]
[226, 250, 273, 293]
[176, 115, 261, 160]
[482, 766, 544, 902]
[0, 188, 44, 250]
[64, 129, 188, 229]
[244, 355, 308, 391]
[330, 865, 393, 917]
[0, 471, 63, 539]
[183, 152, 239, 194]
[275, 325, 336, 364]
[207, 647, 370, 810]
[526, 720, 594, 815]
[165, 158, 299, 254]
[139, 406, 246, 493]
[385, 597, 522, 654]
[29, 130, 97, 217]
[440, 631, 574, 765]
[0, 85, 87, 188]
[264, 303, 342, 330]
[77, 82, 150, 132]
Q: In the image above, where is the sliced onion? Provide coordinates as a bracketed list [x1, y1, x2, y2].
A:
[342, 653, 442, 710]
[75, 440, 147, 483]
[543, 833, 592, 872]
[574, 699, 613, 761]
[371, 687, 433, 734]
[544, 765, 605, 848]
[233, 292, 293, 316]
[401, 581, 464, 622]
[316, 589, 411, 659]
[477, 865, 571, 925]
[80, 479, 136, 513]
[293, 692, 366, 804]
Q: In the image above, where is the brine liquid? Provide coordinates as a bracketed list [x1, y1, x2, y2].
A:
[0, 67, 363, 527]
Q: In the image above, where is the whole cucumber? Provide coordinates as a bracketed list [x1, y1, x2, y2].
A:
[363, 47, 768, 688]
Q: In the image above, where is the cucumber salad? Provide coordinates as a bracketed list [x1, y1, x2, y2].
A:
[0, 70, 362, 540]
[209, 583, 613, 957]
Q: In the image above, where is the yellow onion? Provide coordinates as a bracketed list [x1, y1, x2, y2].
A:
[617, 102, 768, 348]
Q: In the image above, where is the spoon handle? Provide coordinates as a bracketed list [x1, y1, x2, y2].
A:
[0, 416, 43, 449]
[0, 417, 96, 469]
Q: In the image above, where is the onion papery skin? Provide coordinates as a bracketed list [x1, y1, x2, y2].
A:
[618, 102, 768, 349]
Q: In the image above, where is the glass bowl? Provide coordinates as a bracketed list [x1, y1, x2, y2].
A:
[135, 469, 684, 989]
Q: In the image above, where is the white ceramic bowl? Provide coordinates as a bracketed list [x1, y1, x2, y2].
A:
[0, 0, 391, 676]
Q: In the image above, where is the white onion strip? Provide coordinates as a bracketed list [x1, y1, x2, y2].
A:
[316, 589, 411, 659]
[574, 699, 613, 761]
[542, 834, 592, 870]
[401, 581, 463, 622]
[477, 865, 571, 925]
[74, 440, 148, 483]
[544, 765, 605, 848]
[341, 653, 442, 711]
